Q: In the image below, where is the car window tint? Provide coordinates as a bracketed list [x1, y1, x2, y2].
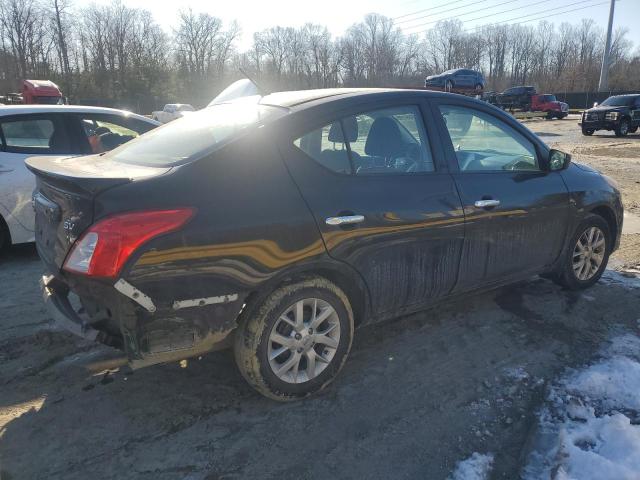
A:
[350, 105, 435, 175]
[0, 116, 69, 153]
[294, 122, 351, 174]
[80, 115, 142, 154]
[439, 105, 539, 172]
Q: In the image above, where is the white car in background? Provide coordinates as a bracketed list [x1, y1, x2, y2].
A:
[151, 103, 195, 123]
[0, 105, 159, 249]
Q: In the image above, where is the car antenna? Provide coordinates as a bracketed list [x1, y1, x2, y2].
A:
[239, 68, 269, 96]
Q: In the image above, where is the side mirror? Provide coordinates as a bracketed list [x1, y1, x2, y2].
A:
[593, 102, 599, 107]
[549, 149, 571, 171]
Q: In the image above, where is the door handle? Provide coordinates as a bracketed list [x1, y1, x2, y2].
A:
[325, 215, 365, 226]
[474, 199, 500, 208]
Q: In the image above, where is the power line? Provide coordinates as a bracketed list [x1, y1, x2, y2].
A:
[395, 0, 496, 24]
[402, 0, 553, 30]
[393, 0, 478, 20]
[398, 0, 521, 26]
[461, 0, 608, 33]
[402, 0, 606, 36]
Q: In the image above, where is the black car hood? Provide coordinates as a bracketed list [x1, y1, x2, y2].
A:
[588, 106, 627, 113]
[573, 161, 600, 174]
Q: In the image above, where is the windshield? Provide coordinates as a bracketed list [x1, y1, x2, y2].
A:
[106, 102, 285, 167]
[601, 96, 635, 107]
[540, 95, 556, 102]
[35, 96, 63, 105]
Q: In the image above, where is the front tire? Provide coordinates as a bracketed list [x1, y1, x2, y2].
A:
[582, 128, 594, 136]
[615, 119, 629, 137]
[553, 214, 610, 290]
[0, 217, 10, 253]
[234, 277, 354, 401]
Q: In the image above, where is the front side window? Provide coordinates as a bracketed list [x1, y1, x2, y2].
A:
[79, 115, 153, 154]
[439, 105, 539, 172]
[0, 116, 69, 153]
[294, 105, 434, 175]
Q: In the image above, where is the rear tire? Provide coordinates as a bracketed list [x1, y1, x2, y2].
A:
[0, 217, 10, 253]
[615, 119, 629, 137]
[552, 214, 610, 290]
[234, 277, 354, 401]
[629, 126, 638, 134]
[582, 128, 594, 136]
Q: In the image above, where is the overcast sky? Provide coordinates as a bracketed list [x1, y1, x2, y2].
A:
[94, 0, 639, 50]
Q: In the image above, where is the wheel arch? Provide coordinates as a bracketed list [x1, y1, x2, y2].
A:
[589, 205, 618, 250]
[241, 260, 371, 329]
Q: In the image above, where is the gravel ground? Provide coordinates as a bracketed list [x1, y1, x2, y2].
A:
[1, 115, 639, 480]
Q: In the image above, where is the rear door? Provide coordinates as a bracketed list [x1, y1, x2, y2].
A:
[0, 113, 76, 241]
[456, 70, 474, 88]
[281, 98, 465, 318]
[432, 100, 570, 290]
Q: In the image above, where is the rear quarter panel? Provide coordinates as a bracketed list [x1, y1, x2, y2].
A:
[96, 126, 329, 323]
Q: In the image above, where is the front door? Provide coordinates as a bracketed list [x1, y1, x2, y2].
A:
[281, 100, 465, 318]
[433, 102, 570, 290]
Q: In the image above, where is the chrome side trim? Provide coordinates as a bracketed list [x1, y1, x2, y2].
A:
[114, 279, 156, 313]
[172, 293, 239, 311]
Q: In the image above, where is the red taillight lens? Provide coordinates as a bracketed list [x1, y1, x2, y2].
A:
[63, 208, 195, 278]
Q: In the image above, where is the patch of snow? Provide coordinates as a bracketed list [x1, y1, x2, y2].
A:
[448, 452, 494, 480]
[504, 366, 529, 381]
[523, 333, 640, 480]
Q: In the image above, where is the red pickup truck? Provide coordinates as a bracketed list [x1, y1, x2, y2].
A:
[531, 94, 569, 119]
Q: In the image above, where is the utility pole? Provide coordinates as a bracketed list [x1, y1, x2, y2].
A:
[598, 0, 616, 92]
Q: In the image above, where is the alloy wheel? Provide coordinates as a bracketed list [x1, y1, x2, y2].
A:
[267, 298, 340, 384]
[572, 226, 606, 281]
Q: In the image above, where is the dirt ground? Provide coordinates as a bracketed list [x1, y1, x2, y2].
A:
[1, 115, 640, 480]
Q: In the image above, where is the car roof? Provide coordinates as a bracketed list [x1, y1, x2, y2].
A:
[258, 87, 453, 109]
[0, 104, 159, 124]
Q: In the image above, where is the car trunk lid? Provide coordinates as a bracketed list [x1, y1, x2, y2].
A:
[26, 154, 171, 272]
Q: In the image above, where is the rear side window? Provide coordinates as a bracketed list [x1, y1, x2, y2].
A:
[0, 115, 70, 154]
[294, 122, 351, 174]
[294, 105, 435, 175]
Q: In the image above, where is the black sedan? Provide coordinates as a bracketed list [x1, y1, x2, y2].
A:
[28, 88, 623, 400]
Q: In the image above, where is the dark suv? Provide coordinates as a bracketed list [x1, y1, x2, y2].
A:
[29, 88, 623, 400]
[495, 86, 537, 110]
[580, 94, 640, 136]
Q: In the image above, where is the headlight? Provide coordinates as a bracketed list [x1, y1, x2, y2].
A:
[605, 112, 619, 120]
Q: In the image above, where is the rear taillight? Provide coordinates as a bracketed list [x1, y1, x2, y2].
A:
[63, 208, 195, 278]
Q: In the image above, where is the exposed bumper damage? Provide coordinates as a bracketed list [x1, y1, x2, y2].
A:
[41, 274, 245, 369]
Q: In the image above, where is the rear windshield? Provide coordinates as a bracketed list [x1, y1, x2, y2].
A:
[106, 102, 285, 167]
[601, 96, 635, 107]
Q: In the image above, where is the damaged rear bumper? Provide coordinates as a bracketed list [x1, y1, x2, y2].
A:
[41, 274, 100, 341]
[41, 273, 245, 369]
